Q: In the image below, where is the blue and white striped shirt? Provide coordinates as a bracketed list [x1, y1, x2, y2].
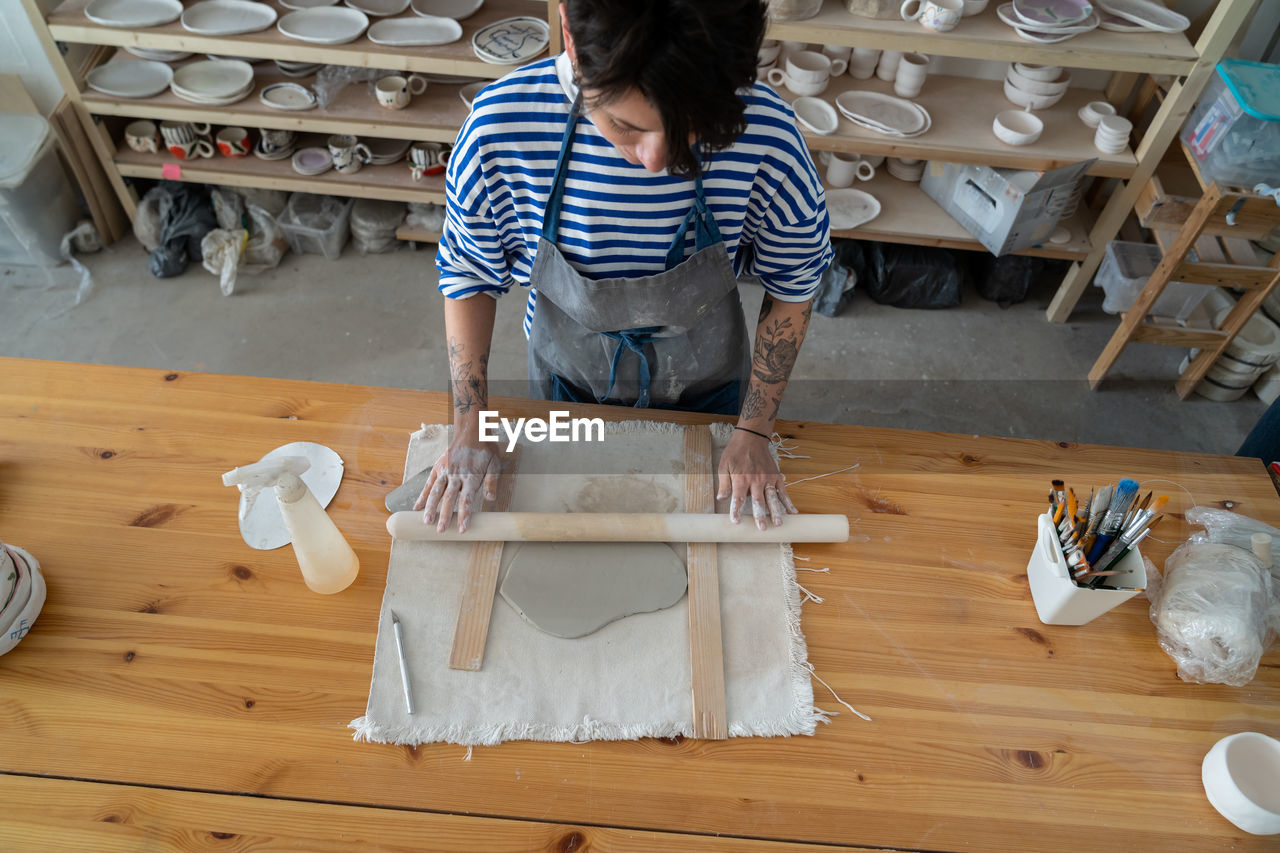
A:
[436, 52, 832, 336]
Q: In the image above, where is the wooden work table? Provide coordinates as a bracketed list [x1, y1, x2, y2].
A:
[2, 357, 1278, 852]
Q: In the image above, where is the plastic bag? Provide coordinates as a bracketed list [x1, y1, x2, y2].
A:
[137, 182, 217, 278]
[972, 254, 1045, 308]
[314, 65, 382, 110]
[812, 238, 865, 317]
[351, 198, 406, 255]
[1186, 506, 1280, 565]
[242, 203, 288, 271]
[1149, 541, 1277, 686]
[201, 228, 243, 296]
[863, 242, 963, 309]
[405, 202, 445, 232]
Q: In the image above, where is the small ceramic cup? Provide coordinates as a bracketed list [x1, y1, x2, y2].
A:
[961, 0, 989, 14]
[1078, 100, 1118, 128]
[1202, 732, 1280, 835]
[821, 44, 852, 67]
[216, 126, 252, 158]
[849, 47, 881, 79]
[766, 69, 829, 97]
[894, 52, 930, 98]
[778, 40, 810, 63]
[901, 0, 964, 31]
[327, 134, 373, 175]
[876, 50, 904, 82]
[124, 120, 160, 154]
[992, 109, 1044, 146]
[758, 39, 781, 67]
[408, 141, 451, 181]
[826, 152, 875, 188]
[160, 121, 213, 160]
[376, 74, 427, 110]
[258, 128, 297, 155]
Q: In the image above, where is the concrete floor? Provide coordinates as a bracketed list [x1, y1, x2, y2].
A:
[1, 235, 1263, 456]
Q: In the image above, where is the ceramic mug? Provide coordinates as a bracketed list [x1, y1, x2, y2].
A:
[258, 128, 297, 156]
[160, 121, 213, 160]
[901, 0, 963, 31]
[848, 47, 881, 79]
[376, 74, 427, 110]
[124, 120, 160, 154]
[216, 126, 252, 158]
[327, 134, 373, 175]
[876, 50, 904, 82]
[826, 152, 875, 188]
[765, 68, 829, 97]
[893, 52, 930, 98]
[408, 141, 451, 181]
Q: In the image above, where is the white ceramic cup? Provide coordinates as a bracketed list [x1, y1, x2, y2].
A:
[766, 69, 829, 97]
[826, 152, 875, 188]
[962, 0, 989, 14]
[821, 44, 852, 67]
[893, 52, 930, 98]
[1202, 732, 1280, 835]
[789, 50, 843, 82]
[758, 39, 781, 66]
[124, 120, 160, 154]
[376, 75, 427, 110]
[1079, 100, 1117, 128]
[901, 0, 963, 31]
[876, 50, 903, 82]
[408, 141, 451, 181]
[258, 128, 297, 154]
[215, 126, 251, 158]
[993, 109, 1044, 145]
[327, 134, 373, 174]
[849, 46, 881, 79]
[160, 121, 213, 160]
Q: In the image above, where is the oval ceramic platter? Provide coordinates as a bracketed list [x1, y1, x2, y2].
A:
[278, 6, 370, 43]
[260, 82, 318, 110]
[368, 16, 463, 46]
[172, 59, 255, 98]
[85, 59, 174, 98]
[412, 0, 484, 19]
[1010, 0, 1092, 26]
[472, 16, 550, 64]
[84, 0, 183, 28]
[292, 147, 333, 176]
[345, 0, 411, 15]
[997, 3, 1097, 34]
[792, 97, 838, 136]
[835, 91, 931, 138]
[1096, 0, 1188, 32]
[124, 46, 192, 61]
[826, 189, 881, 231]
[181, 0, 277, 35]
[281, 0, 339, 9]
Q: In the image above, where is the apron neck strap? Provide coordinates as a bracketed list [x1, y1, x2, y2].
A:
[541, 93, 583, 244]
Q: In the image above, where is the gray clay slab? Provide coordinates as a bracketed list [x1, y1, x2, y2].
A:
[499, 541, 688, 639]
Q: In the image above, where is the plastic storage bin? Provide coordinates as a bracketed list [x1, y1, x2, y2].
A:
[1182, 59, 1280, 189]
[0, 114, 80, 268]
[277, 193, 353, 260]
[1093, 240, 1207, 321]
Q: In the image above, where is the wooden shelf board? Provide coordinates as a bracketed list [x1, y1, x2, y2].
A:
[832, 170, 1092, 260]
[48, 0, 545, 77]
[396, 223, 442, 242]
[82, 53, 470, 144]
[114, 135, 446, 205]
[768, 0, 1198, 75]
[793, 72, 1135, 178]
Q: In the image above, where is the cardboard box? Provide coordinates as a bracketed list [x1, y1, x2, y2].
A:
[920, 158, 1096, 256]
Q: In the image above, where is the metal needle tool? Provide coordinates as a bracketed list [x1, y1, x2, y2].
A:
[391, 610, 414, 715]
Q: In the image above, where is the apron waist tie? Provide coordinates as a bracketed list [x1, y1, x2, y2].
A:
[601, 327, 659, 408]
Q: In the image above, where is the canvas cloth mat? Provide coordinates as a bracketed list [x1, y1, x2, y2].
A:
[351, 421, 822, 746]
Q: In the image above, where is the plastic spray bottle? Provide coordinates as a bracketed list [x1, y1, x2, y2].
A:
[222, 456, 359, 594]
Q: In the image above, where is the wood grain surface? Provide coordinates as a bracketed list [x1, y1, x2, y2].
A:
[683, 424, 726, 740]
[2, 358, 1279, 853]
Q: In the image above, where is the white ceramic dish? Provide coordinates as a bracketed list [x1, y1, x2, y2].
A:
[281, 0, 339, 8]
[345, 0, 410, 15]
[1009, 0, 1093, 27]
[292, 147, 334, 176]
[472, 16, 549, 64]
[172, 83, 254, 106]
[1098, 12, 1147, 31]
[1096, 0, 1188, 32]
[278, 7, 370, 44]
[84, 0, 183, 28]
[1202, 732, 1280, 835]
[826, 189, 881, 230]
[835, 91, 930, 137]
[999, 3, 1097, 35]
[365, 137, 411, 164]
[254, 139, 296, 160]
[459, 80, 487, 110]
[0, 546, 31, 634]
[1003, 76, 1064, 109]
[1006, 66, 1071, 95]
[1012, 62, 1062, 81]
[181, 0, 277, 35]
[86, 60, 174, 99]
[1011, 26, 1077, 42]
[792, 97, 839, 135]
[1078, 100, 1116, 127]
[172, 59, 255, 100]
[275, 61, 323, 77]
[0, 547, 45, 658]
[412, 0, 484, 19]
[124, 46, 192, 61]
[0, 547, 15, 617]
[261, 82, 318, 110]
[368, 15, 463, 46]
[993, 109, 1044, 145]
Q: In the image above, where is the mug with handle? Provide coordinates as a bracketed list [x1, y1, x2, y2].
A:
[408, 141, 451, 181]
[327, 134, 373, 174]
[901, 0, 963, 31]
[160, 121, 214, 160]
[124, 120, 160, 154]
[376, 74, 427, 110]
[826, 152, 875, 188]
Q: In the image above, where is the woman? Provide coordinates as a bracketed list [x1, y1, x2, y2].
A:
[418, 0, 832, 532]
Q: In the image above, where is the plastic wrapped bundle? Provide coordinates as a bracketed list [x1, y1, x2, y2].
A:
[766, 0, 822, 21]
[1150, 542, 1277, 686]
[350, 198, 406, 255]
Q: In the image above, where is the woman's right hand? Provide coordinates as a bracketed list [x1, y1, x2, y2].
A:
[414, 434, 501, 534]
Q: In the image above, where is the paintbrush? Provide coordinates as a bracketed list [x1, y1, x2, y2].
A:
[1086, 479, 1139, 564]
[1080, 485, 1112, 556]
[1078, 487, 1095, 529]
[1089, 528, 1154, 587]
[1067, 489, 1079, 525]
[1093, 509, 1164, 576]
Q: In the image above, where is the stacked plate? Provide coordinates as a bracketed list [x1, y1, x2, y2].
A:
[124, 46, 192, 61]
[364, 137, 412, 165]
[1004, 62, 1071, 110]
[278, 6, 370, 43]
[292, 147, 333, 175]
[276, 60, 324, 77]
[1097, 0, 1189, 33]
[171, 59, 256, 106]
[835, 91, 932, 139]
[86, 59, 174, 99]
[0, 542, 46, 658]
[412, 0, 483, 18]
[886, 157, 925, 182]
[261, 82, 318, 110]
[995, 1, 1098, 43]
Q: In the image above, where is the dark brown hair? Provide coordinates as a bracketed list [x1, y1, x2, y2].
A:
[565, 0, 768, 177]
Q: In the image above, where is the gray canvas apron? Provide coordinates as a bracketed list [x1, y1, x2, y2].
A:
[526, 97, 750, 414]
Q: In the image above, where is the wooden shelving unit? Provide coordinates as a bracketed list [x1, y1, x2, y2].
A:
[23, 0, 1261, 314]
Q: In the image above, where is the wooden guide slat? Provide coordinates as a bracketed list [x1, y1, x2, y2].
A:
[683, 424, 726, 740]
[1129, 324, 1229, 348]
[449, 447, 522, 671]
[1171, 261, 1277, 290]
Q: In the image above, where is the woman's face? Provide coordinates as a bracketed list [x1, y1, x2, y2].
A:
[583, 88, 670, 174]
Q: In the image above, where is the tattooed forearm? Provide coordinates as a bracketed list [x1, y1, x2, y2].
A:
[740, 297, 813, 428]
[447, 335, 488, 417]
[740, 384, 779, 422]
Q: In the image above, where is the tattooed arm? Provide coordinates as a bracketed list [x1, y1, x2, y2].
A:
[716, 294, 813, 530]
[416, 295, 500, 533]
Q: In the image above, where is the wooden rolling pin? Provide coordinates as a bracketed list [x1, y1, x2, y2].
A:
[386, 512, 849, 543]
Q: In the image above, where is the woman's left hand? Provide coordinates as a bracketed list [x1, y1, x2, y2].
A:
[716, 428, 798, 530]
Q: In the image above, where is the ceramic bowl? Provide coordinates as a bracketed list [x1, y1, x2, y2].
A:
[1003, 77, 1064, 110]
[993, 109, 1044, 145]
[0, 545, 44, 657]
[792, 97, 839, 135]
[785, 51, 834, 84]
[1078, 100, 1117, 128]
[962, 0, 990, 14]
[1202, 732, 1280, 835]
[1013, 62, 1063, 82]
[0, 545, 33, 634]
[1006, 66, 1071, 96]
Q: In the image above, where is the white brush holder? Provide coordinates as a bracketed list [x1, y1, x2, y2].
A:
[1026, 513, 1146, 625]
